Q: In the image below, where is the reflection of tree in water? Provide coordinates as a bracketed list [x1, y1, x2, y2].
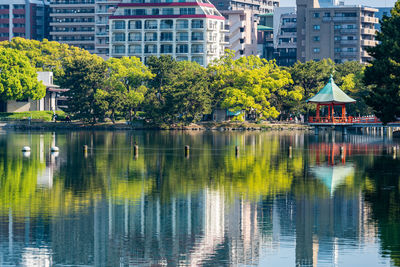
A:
[362, 156, 400, 266]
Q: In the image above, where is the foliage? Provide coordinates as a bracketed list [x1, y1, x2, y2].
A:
[96, 57, 153, 122]
[0, 37, 92, 83]
[62, 55, 108, 123]
[208, 51, 293, 121]
[144, 56, 211, 124]
[363, 1, 400, 124]
[0, 47, 46, 101]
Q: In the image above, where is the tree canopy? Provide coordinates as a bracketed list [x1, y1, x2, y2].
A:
[364, 0, 400, 124]
[0, 47, 45, 101]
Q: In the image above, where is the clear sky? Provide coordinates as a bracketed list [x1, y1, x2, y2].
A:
[279, 0, 397, 7]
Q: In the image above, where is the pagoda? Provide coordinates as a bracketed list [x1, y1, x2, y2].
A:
[307, 75, 356, 123]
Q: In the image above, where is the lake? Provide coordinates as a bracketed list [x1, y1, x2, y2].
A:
[0, 130, 399, 266]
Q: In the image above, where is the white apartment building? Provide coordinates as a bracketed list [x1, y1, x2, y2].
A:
[109, 0, 228, 66]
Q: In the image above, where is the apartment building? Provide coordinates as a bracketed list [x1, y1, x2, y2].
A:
[108, 0, 227, 66]
[257, 8, 296, 66]
[297, 0, 378, 64]
[0, 0, 49, 41]
[95, 0, 120, 58]
[49, 0, 96, 52]
[210, 0, 279, 58]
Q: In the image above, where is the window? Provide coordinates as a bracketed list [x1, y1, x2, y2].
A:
[113, 21, 125, 30]
[347, 24, 355, 29]
[334, 47, 341, 52]
[180, 8, 195, 15]
[313, 48, 320, 53]
[129, 44, 142, 54]
[313, 13, 320, 18]
[324, 12, 331, 17]
[160, 20, 173, 29]
[191, 32, 203, 41]
[313, 36, 320, 42]
[160, 44, 173, 53]
[192, 56, 203, 65]
[145, 32, 157, 41]
[129, 32, 141, 41]
[313, 25, 320, 30]
[176, 20, 188, 29]
[347, 47, 355, 52]
[334, 36, 341, 41]
[176, 32, 188, 41]
[160, 32, 173, 41]
[145, 20, 157, 29]
[192, 20, 204, 29]
[191, 44, 203, 53]
[144, 44, 157, 53]
[334, 24, 341, 30]
[176, 44, 188, 53]
[162, 8, 174, 15]
[129, 20, 142, 29]
[113, 33, 125, 42]
[113, 45, 125, 54]
[133, 9, 146, 15]
[152, 8, 159, 15]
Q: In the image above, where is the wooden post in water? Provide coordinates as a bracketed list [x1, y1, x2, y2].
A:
[134, 145, 139, 159]
[185, 145, 190, 158]
[288, 146, 292, 159]
[235, 146, 239, 157]
[83, 145, 88, 158]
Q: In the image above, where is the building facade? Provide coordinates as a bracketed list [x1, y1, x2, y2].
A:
[0, 0, 49, 42]
[211, 0, 279, 58]
[108, 0, 227, 66]
[257, 8, 296, 66]
[296, 0, 378, 64]
[49, 0, 96, 53]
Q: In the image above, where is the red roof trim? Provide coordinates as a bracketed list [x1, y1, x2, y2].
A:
[118, 2, 215, 7]
[110, 14, 224, 20]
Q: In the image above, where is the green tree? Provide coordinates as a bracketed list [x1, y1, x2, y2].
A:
[145, 56, 211, 124]
[0, 37, 92, 83]
[97, 57, 153, 123]
[208, 51, 293, 121]
[0, 47, 45, 101]
[363, 1, 400, 124]
[62, 55, 107, 123]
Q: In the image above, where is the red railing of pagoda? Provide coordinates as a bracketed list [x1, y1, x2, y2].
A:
[309, 116, 381, 124]
[308, 116, 354, 123]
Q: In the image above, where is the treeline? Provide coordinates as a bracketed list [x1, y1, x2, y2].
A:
[0, 38, 373, 125]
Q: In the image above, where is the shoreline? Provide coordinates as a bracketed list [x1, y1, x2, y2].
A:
[0, 120, 312, 131]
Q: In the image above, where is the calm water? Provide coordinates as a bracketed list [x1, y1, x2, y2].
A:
[0, 130, 399, 267]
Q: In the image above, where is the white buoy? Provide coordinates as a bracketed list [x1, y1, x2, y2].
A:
[22, 151, 31, 158]
[51, 146, 59, 152]
[22, 146, 31, 152]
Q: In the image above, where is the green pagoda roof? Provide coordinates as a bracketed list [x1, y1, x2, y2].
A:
[306, 75, 356, 104]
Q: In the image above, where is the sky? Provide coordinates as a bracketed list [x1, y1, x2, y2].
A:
[279, 0, 397, 7]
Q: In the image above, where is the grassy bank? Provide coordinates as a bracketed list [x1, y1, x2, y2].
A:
[0, 111, 66, 122]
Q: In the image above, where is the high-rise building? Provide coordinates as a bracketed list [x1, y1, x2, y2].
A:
[296, 0, 378, 64]
[0, 0, 49, 41]
[257, 8, 297, 66]
[95, 0, 121, 58]
[49, 0, 96, 52]
[210, 0, 279, 58]
[108, 0, 227, 66]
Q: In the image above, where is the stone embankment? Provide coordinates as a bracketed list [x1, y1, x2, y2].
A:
[0, 120, 311, 131]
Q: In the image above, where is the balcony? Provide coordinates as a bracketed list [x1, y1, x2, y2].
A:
[332, 16, 357, 22]
[340, 40, 357, 45]
[361, 16, 378, 23]
[340, 28, 357, 34]
[340, 51, 358, 57]
[361, 28, 376, 35]
[360, 39, 378, 46]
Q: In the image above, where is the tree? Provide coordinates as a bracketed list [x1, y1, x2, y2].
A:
[97, 57, 153, 122]
[0, 47, 45, 101]
[0, 37, 93, 83]
[62, 55, 107, 123]
[144, 56, 211, 124]
[208, 51, 293, 121]
[363, 1, 400, 124]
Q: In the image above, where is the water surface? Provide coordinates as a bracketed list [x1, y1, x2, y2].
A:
[0, 130, 399, 266]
